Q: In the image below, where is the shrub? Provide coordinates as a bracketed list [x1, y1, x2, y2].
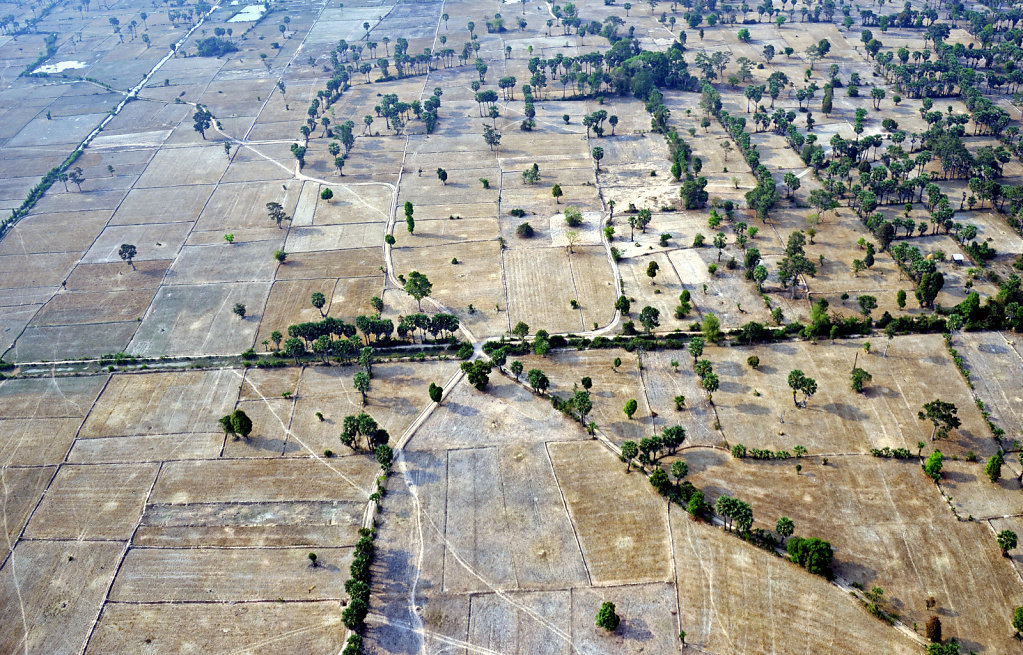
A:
[516, 222, 534, 238]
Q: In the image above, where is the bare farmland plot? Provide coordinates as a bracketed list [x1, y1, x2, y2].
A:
[686, 453, 1023, 653]
[67, 432, 225, 464]
[0, 418, 83, 466]
[548, 440, 671, 584]
[81, 222, 193, 264]
[135, 145, 231, 187]
[150, 457, 377, 506]
[0, 541, 122, 655]
[0, 374, 107, 419]
[109, 546, 351, 602]
[669, 504, 920, 655]
[134, 500, 366, 549]
[127, 281, 270, 356]
[391, 240, 507, 336]
[80, 370, 239, 438]
[0, 466, 56, 552]
[25, 463, 160, 540]
[272, 247, 381, 279]
[221, 397, 295, 458]
[193, 179, 301, 232]
[505, 246, 615, 335]
[112, 186, 215, 226]
[42, 259, 168, 294]
[710, 336, 992, 455]
[32, 288, 156, 326]
[0, 209, 112, 255]
[86, 601, 344, 655]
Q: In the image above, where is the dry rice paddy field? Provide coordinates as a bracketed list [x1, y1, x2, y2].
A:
[3, 0, 1023, 652]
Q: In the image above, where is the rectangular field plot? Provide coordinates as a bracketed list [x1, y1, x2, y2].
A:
[31, 288, 156, 326]
[0, 540, 122, 655]
[194, 180, 301, 232]
[254, 278, 341, 348]
[0, 417, 83, 466]
[133, 500, 365, 548]
[0, 374, 107, 418]
[467, 590, 572, 655]
[285, 223, 382, 252]
[127, 282, 270, 356]
[24, 463, 159, 540]
[0, 251, 80, 289]
[63, 260, 171, 291]
[310, 183, 391, 225]
[135, 145, 231, 187]
[273, 247, 381, 279]
[108, 547, 351, 602]
[80, 369, 238, 437]
[709, 335, 992, 455]
[0, 466, 55, 553]
[85, 600, 345, 655]
[67, 432, 224, 464]
[149, 457, 377, 505]
[0, 209, 111, 256]
[81, 222, 193, 264]
[9, 321, 140, 362]
[547, 440, 671, 585]
[109, 185, 215, 225]
[166, 241, 281, 285]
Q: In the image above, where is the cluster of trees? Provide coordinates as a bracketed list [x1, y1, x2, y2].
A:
[340, 412, 389, 452]
[341, 527, 378, 650]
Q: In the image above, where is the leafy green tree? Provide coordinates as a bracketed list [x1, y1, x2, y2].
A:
[551, 183, 563, 203]
[232, 303, 246, 319]
[688, 490, 705, 517]
[985, 452, 1003, 483]
[776, 516, 795, 539]
[68, 167, 85, 191]
[376, 444, 393, 470]
[922, 450, 944, 481]
[614, 295, 631, 315]
[218, 414, 236, 438]
[404, 271, 432, 310]
[671, 459, 688, 485]
[857, 295, 877, 317]
[623, 398, 638, 419]
[646, 260, 659, 284]
[638, 306, 660, 332]
[595, 601, 620, 632]
[283, 337, 304, 363]
[436, 168, 447, 185]
[702, 313, 721, 342]
[573, 389, 592, 424]
[311, 291, 326, 316]
[1012, 606, 1023, 637]
[918, 400, 960, 441]
[850, 367, 872, 393]
[320, 187, 334, 202]
[428, 382, 443, 403]
[788, 369, 807, 406]
[621, 440, 639, 471]
[266, 201, 289, 228]
[787, 536, 833, 576]
[592, 146, 604, 171]
[353, 371, 370, 404]
[118, 243, 137, 271]
[701, 372, 719, 403]
[512, 321, 530, 340]
[192, 105, 213, 138]
[230, 409, 252, 440]
[461, 360, 492, 390]
[510, 360, 523, 380]
[688, 336, 705, 361]
[997, 529, 1018, 556]
[527, 368, 549, 394]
